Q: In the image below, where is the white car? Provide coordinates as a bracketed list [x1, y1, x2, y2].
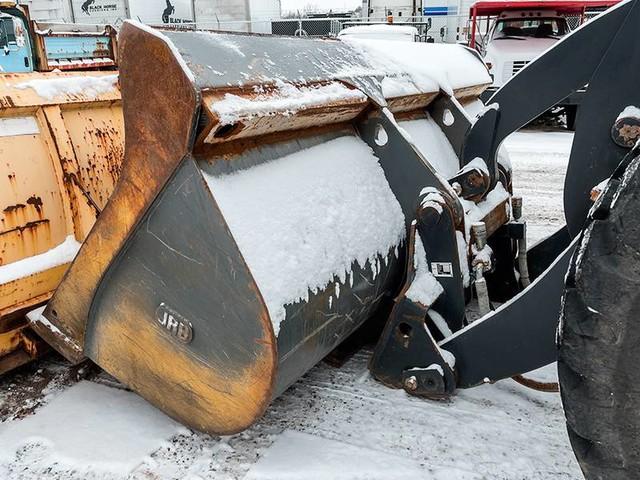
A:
[482, 11, 570, 87]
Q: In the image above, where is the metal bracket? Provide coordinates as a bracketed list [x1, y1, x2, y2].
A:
[369, 225, 456, 398]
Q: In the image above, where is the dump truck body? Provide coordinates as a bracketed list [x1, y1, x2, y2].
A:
[0, 3, 121, 373]
[0, 71, 122, 373]
[1, 4, 117, 74]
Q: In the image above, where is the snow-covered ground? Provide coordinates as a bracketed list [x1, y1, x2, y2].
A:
[0, 129, 580, 480]
[506, 130, 572, 245]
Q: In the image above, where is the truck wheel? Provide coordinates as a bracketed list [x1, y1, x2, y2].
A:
[559, 157, 640, 479]
[565, 106, 578, 131]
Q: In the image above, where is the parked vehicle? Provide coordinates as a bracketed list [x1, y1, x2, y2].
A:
[1, 3, 116, 73]
[468, 0, 619, 128]
[337, 24, 420, 41]
[0, 2, 121, 374]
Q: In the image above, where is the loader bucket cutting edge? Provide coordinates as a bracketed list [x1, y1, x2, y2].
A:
[36, 22, 498, 433]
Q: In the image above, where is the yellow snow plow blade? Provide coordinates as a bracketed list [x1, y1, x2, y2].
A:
[0, 71, 122, 373]
[33, 22, 502, 434]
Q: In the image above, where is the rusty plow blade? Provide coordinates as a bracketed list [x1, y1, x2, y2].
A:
[33, 22, 496, 433]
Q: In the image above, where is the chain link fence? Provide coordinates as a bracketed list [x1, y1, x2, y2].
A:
[565, 11, 604, 30]
[155, 9, 608, 42]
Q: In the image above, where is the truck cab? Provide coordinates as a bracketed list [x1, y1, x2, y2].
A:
[0, 7, 33, 72]
[483, 11, 569, 87]
[468, 0, 620, 129]
[1, 3, 117, 74]
[468, 1, 619, 89]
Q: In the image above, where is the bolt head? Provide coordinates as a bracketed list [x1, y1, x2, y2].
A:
[404, 375, 418, 392]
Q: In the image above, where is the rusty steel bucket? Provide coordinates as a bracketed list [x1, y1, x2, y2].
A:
[34, 22, 493, 433]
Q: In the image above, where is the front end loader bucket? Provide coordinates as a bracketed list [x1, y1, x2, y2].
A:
[33, 22, 499, 434]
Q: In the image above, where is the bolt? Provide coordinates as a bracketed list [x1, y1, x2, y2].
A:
[471, 221, 487, 250]
[404, 375, 418, 392]
[512, 196, 523, 221]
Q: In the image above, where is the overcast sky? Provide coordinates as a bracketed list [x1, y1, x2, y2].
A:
[279, 0, 362, 14]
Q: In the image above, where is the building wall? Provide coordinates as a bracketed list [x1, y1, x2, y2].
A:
[23, 0, 281, 27]
[21, 0, 74, 22]
[359, 0, 471, 43]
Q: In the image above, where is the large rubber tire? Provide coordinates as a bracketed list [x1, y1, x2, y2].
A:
[559, 156, 640, 479]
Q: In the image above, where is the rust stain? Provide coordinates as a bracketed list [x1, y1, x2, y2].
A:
[0, 219, 50, 238]
[26, 196, 44, 215]
[0, 96, 15, 109]
[3, 204, 26, 214]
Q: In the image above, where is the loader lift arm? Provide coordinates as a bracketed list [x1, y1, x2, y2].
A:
[371, 0, 640, 393]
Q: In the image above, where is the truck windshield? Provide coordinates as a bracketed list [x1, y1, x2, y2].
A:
[492, 18, 568, 40]
[0, 15, 17, 49]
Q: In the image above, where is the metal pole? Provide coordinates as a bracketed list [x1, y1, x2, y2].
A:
[68, 0, 76, 22]
[123, 0, 131, 20]
[244, 0, 252, 32]
[191, 0, 197, 29]
[470, 6, 477, 48]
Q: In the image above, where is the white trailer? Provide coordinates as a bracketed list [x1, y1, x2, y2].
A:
[19, 0, 281, 30]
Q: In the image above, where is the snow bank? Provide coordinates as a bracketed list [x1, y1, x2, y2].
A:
[0, 381, 185, 476]
[342, 38, 491, 97]
[203, 136, 405, 335]
[399, 116, 460, 178]
[16, 74, 118, 101]
[0, 236, 80, 284]
[211, 79, 366, 126]
[406, 233, 444, 307]
[244, 430, 426, 479]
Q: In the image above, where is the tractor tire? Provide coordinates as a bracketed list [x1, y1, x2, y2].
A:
[559, 156, 640, 480]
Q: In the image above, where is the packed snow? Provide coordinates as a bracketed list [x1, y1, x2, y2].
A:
[342, 38, 491, 97]
[210, 80, 366, 126]
[0, 236, 80, 284]
[15, 74, 118, 101]
[0, 128, 579, 480]
[400, 116, 461, 178]
[202, 136, 405, 335]
[617, 105, 640, 121]
[0, 381, 185, 477]
[405, 233, 444, 307]
[504, 130, 573, 244]
[245, 430, 426, 479]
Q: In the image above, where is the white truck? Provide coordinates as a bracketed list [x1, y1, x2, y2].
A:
[468, 0, 619, 128]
